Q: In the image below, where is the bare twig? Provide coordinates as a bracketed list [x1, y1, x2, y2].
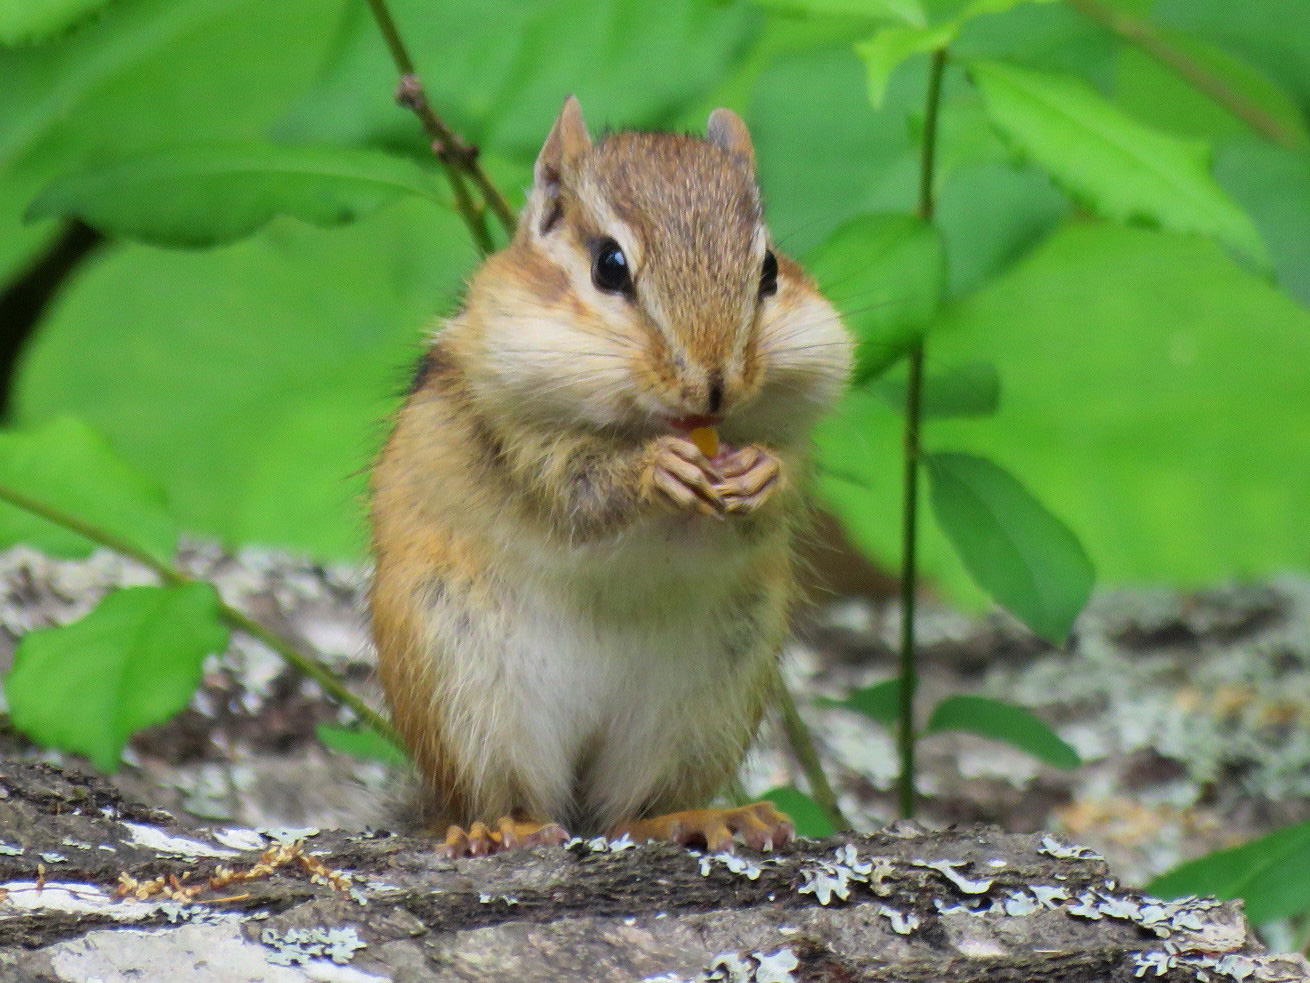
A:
[1067, 0, 1301, 151]
[363, 0, 516, 253]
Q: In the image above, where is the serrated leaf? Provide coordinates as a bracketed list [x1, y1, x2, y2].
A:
[827, 678, 901, 725]
[316, 723, 408, 767]
[856, 0, 1055, 106]
[762, 786, 835, 839]
[924, 694, 1079, 768]
[1147, 820, 1310, 925]
[5, 583, 227, 772]
[872, 361, 999, 418]
[0, 0, 117, 45]
[926, 451, 1093, 642]
[0, 416, 176, 564]
[805, 214, 945, 383]
[26, 143, 445, 248]
[969, 59, 1267, 266]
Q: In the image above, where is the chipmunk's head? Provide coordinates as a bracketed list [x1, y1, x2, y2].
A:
[464, 96, 849, 445]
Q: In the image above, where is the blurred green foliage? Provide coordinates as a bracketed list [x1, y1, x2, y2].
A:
[4, 0, 1305, 609]
[0, 0, 1307, 911]
[0, 0, 1305, 678]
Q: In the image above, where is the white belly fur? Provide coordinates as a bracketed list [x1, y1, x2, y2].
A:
[437, 511, 778, 832]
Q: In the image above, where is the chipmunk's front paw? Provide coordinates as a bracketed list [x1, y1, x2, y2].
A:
[643, 435, 725, 517]
[440, 816, 569, 859]
[610, 801, 793, 853]
[714, 445, 781, 515]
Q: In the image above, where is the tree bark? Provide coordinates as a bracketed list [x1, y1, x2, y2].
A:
[0, 761, 1302, 983]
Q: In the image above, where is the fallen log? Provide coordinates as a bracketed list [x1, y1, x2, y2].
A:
[0, 761, 1303, 982]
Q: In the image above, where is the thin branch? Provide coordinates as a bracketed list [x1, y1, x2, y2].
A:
[362, 0, 516, 252]
[1067, 0, 1301, 151]
[0, 482, 401, 748]
[776, 676, 850, 831]
[896, 47, 949, 821]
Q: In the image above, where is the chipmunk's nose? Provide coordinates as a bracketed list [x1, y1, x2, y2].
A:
[667, 354, 747, 419]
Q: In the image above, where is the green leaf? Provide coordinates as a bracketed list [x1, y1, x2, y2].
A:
[26, 143, 445, 248]
[746, 43, 923, 257]
[1146, 821, 1310, 925]
[856, 20, 954, 107]
[0, 0, 344, 284]
[949, 2, 1120, 86]
[917, 222, 1310, 597]
[753, 0, 925, 24]
[1214, 138, 1310, 307]
[1152, 0, 1310, 118]
[316, 723, 408, 767]
[872, 361, 999, 418]
[0, 0, 117, 45]
[279, 0, 754, 165]
[804, 214, 946, 383]
[925, 451, 1093, 642]
[0, 416, 175, 564]
[1112, 35, 1309, 151]
[923, 694, 1080, 768]
[761, 786, 835, 839]
[935, 161, 1068, 297]
[856, 0, 1056, 106]
[828, 678, 902, 725]
[969, 59, 1267, 266]
[14, 199, 474, 560]
[6, 583, 227, 772]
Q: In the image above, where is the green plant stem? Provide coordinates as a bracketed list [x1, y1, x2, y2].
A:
[776, 673, 850, 831]
[361, 0, 516, 252]
[0, 482, 402, 748]
[896, 47, 948, 821]
[1067, 0, 1301, 151]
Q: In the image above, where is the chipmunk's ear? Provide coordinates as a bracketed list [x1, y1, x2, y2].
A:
[529, 95, 591, 236]
[706, 107, 754, 170]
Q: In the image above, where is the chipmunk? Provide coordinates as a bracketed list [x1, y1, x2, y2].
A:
[369, 96, 850, 857]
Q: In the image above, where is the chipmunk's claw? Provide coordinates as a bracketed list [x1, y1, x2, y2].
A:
[715, 446, 781, 515]
[646, 435, 725, 517]
[440, 816, 569, 859]
[610, 801, 793, 853]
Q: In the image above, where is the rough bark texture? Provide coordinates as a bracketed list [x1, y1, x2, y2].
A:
[0, 761, 1303, 983]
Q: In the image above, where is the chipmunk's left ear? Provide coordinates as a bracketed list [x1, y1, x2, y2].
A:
[706, 108, 754, 170]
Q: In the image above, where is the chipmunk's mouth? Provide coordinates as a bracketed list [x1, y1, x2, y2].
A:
[665, 414, 721, 432]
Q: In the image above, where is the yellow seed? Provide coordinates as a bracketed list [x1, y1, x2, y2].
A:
[688, 426, 719, 458]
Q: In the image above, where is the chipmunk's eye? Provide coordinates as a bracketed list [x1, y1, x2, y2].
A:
[591, 237, 633, 295]
[759, 249, 779, 298]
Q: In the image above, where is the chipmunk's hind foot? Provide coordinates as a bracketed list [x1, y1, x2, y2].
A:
[611, 801, 792, 852]
[439, 815, 569, 859]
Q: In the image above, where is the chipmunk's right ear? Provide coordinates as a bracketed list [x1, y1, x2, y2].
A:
[529, 95, 591, 236]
